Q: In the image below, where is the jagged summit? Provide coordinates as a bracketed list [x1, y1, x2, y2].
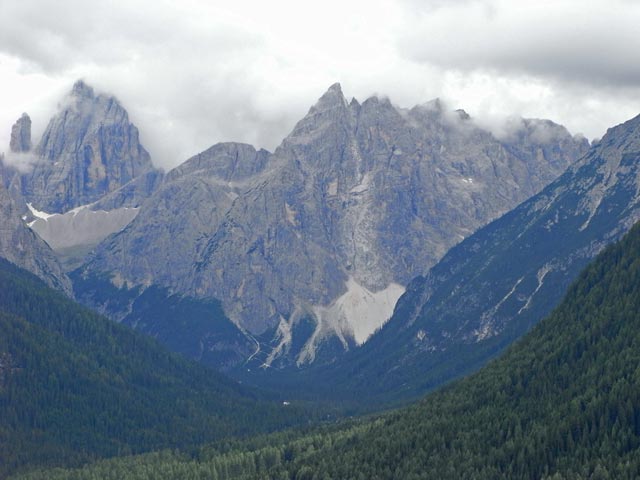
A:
[10, 113, 32, 153]
[70, 79, 95, 98]
[310, 82, 348, 113]
[598, 112, 640, 150]
[166, 142, 271, 183]
[455, 109, 471, 120]
[360, 94, 394, 108]
[418, 97, 444, 112]
[19, 80, 157, 212]
[326, 82, 343, 94]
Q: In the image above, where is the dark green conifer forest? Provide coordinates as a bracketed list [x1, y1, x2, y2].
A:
[0, 259, 318, 478]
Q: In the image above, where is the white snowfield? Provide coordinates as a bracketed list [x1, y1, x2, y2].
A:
[27, 203, 139, 251]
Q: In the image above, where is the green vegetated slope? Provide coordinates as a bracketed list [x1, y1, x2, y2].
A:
[22, 219, 640, 479]
[71, 273, 257, 373]
[0, 259, 316, 478]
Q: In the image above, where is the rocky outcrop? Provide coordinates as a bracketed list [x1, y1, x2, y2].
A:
[79, 84, 589, 368]
[0, 181, 71, 295]
[21, 80, 157, 213]
[316, 112, 640, 402]
[10, 113, 31, 153]
[90, 170, 164, 211]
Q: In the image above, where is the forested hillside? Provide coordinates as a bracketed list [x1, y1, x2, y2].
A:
[0, 259, 316, 478]
[22, 220, 640, 479]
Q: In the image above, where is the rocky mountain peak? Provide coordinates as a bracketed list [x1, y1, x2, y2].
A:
[455, 109, 471, 121]
[310, 110, 640, 402]
[326, 82, 344, 96]
[166, 142, 271, 183]
[279, 84, 354, 154]
[309, 82, 348, 113]
[421, 98, 444, 112]
[360, 94, 395, 110]
[406, 99, 448, 125]
[10, 113, 32, 153]
[359, 95, 401, 120]
[21, 80, 157, 212]
[598, 112, 640, 152]
[71, 79, 95, 99]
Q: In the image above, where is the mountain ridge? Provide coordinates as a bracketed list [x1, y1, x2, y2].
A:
[286, 110, 640, 403]
[76, 82, 589, 369]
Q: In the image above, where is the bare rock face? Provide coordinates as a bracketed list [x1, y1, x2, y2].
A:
[318, 112, 640, 402]
[80, 84, 589, 368]
[0, 82, 162, 289]
[0, 181, 71, 295]
[21, 80, 157, 213]
[10, 113, 31, 153]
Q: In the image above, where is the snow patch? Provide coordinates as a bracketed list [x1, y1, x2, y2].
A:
[26, 203, 54, 221]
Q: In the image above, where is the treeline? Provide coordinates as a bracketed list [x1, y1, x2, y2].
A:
[17, 220, 640, 479]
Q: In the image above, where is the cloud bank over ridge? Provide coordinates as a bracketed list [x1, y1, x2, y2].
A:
[0, 0, 638, 169]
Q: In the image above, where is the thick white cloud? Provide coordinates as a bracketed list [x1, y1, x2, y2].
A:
[0, 0, 638, 169]
[398, 0, 640, 86]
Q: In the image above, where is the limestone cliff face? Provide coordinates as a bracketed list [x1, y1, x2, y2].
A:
[21, 81, 157, 213]
[0, 181, 71, 295]
[319, 112, 640, 401]
[10, 113, 31, 153]
[81, 84, 589, 367]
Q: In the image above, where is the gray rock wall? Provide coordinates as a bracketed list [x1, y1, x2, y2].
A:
[81, 84, 589, 366]
[0, 181, 71, 295]
[10, 113, 31, 153]
[21, 81, 158, 213]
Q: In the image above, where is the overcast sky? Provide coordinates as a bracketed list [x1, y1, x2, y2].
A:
[1, 0, 639, 169]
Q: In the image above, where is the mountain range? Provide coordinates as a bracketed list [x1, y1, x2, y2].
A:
[2, 80, 638, 403]
[2, 79, 640, 478]
[65, 82, 588, 371]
